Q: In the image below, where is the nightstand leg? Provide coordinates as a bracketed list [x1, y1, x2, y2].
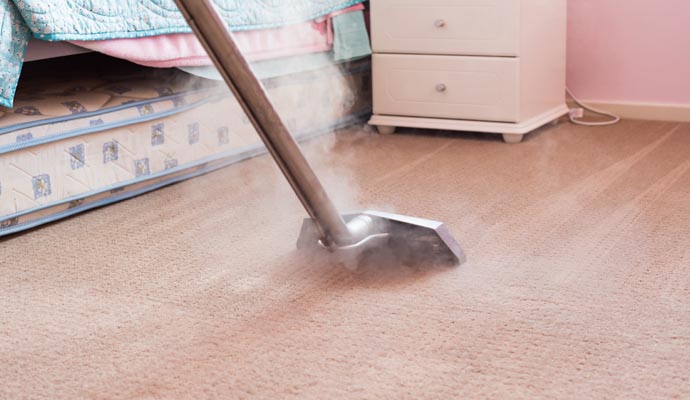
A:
[376, 125, 397, 135]
[502, 133, 524, 144]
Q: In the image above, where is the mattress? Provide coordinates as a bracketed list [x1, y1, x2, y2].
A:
[0, 54, 372, 236]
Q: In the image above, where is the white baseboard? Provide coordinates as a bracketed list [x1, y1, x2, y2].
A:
[570, 100, 690, 123]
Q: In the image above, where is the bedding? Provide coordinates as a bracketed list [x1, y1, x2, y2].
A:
[0, 0, 367, 108]
[0, 2, 30, 108]
[69, 5, 367, 68]
[17, 0, 366, 39]
[70, 24, 331, 68]
[0, 55, 372, 236]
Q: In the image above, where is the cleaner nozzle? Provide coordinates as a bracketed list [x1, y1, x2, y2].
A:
[297, 210, 466, 268]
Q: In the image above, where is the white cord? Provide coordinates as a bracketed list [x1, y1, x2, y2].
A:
[566, 87, 621, 126]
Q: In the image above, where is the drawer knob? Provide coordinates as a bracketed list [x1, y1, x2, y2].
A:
[436, 83, 447, 92]
[434, 19, 446, 28]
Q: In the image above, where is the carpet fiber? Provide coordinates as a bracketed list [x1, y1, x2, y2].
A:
[2, 120, 690, 399]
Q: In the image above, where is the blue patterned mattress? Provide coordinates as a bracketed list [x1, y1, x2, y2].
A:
[0, 0, 366, 107]
[0, 55, 371, 236]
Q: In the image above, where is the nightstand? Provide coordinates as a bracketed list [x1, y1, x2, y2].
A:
[368, 0, 568, 143]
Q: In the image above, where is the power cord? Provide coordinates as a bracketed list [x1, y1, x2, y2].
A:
[566, 87, 621, 126]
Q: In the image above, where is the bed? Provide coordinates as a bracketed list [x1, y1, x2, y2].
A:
[0, 0, 372, 236]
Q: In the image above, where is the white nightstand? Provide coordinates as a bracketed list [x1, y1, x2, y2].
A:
[368, 0, 568, 143]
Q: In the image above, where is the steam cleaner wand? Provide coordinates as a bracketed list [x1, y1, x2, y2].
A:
[173, 0, 466, 266]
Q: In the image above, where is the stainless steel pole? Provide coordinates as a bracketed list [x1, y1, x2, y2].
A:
[172, 0, 354, 246]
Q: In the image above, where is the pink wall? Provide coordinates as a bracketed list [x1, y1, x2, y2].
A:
[567, 0, 690, 104]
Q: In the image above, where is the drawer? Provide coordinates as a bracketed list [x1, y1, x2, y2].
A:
[373, 54, 519, 122]
[371, 0, 519, 56]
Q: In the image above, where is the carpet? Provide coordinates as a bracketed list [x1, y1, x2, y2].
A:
[2, 120, 690, 399]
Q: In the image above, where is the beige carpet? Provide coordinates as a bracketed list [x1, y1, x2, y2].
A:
[2, 120, 690, 399]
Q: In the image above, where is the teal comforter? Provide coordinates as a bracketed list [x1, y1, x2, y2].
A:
[0, 0, 366, 108]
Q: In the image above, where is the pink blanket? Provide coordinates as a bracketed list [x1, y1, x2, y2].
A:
[70, 4, 364, 68]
